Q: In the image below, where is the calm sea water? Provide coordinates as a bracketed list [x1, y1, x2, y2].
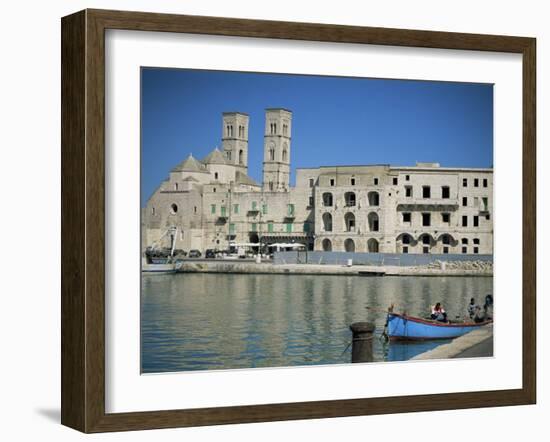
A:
[141, 273, 493, 373]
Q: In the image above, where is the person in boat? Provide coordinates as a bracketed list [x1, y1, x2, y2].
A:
[467, 298, 478, 319]
[431, 302, 448, 322]
[473, 305, 487, 323]
[483, 294, 494, 320]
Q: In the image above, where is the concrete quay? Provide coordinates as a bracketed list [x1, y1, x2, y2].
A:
[176, 260, 493, 277]
[411, 324, 494, 360]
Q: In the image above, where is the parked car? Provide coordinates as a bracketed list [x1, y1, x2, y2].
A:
[173, 249, 187, 257]
[188, 249, 202, 258]
[205, 249, 216, 259]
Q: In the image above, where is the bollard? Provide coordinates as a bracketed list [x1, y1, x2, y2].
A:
[349, 322, 375, 363]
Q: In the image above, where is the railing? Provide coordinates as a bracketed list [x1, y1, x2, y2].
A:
[397, 198, 459, 206]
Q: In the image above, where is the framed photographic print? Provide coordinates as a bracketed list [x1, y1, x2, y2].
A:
[61, 9, 536, 433]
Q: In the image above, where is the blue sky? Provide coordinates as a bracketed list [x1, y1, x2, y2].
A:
[141, 68, 493, 207]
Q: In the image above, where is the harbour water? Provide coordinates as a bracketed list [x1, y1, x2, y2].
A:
[141, 273, 493, 373]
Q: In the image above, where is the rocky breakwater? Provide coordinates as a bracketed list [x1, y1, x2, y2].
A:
[391, 260, 493, 276]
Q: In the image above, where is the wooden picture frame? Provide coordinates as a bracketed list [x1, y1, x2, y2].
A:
[61, 9, 536, 433]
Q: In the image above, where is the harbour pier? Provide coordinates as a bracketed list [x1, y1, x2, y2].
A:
[411, 324, 494, 360]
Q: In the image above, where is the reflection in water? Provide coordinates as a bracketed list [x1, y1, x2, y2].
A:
[141, 274, 493, 373]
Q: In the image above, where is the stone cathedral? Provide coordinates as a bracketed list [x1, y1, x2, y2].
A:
[142, 108, 493, 255]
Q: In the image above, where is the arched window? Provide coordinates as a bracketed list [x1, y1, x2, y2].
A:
[397, 233, 413, 253]
[344, 192, 356, 207]
[420, 234, 433, 245]
[214, 172, 219, 180]
[174, 183, 179, 191]
[226, 151, 232, 161]
[344, 238, 355, 253]
[269, 148, 275, 161]
[322, 213, 333, 232]
[344, 212, 356, 232]
[368, 191, 380, 206]
[322, 192, 333, 207]
[282, 148, 287, 162]
[170, 203, 178, 214]
[322, 238, 332, 252]
[367, 238, 379, 253]
[368, 212, 379, 232]
[239, 149, 244, 165]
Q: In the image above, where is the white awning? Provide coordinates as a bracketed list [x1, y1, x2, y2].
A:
[268, 243, 306, 249]
[229, 243, 260, 247]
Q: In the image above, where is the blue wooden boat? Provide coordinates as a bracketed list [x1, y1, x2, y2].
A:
[387, 312, 491, 341]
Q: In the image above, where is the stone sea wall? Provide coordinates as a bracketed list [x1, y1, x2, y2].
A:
[176, 260, 492, 276]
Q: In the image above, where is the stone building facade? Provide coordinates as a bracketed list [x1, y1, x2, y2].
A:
[143, 109, 493, 255]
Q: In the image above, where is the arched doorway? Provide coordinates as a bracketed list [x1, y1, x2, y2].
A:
[344, 238, 355, 253]
[396, 233, 415, 253]
[438, 233, 455, 245]
[438, 233, 455, 254]
[322, 238, 332, 251]
[367, 238, 379, 253]
[418, 233, 435, 254]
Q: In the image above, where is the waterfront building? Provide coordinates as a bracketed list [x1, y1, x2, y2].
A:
[143, 109, 493, 255]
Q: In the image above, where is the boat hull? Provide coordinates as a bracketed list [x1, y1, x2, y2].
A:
[141, 260, 183, 274]
[387, 313, 491, 341]
[142, 263, 176, 274]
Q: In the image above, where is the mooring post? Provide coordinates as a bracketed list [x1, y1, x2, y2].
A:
[349, 322, 375, 363]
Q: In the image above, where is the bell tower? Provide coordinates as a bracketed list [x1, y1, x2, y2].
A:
[221, 112, 249, 174]
[262, 108, 292, 192]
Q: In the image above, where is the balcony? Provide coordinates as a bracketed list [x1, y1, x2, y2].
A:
[397, 198, 458, 211]
[478, 206, 490, 215]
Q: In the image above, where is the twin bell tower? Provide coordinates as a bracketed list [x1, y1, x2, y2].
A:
[221, 108, 292, 192]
